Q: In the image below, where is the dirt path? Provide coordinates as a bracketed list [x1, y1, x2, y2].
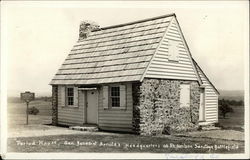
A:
[8, 124, 120, 138]
[8, 133, 244, 153]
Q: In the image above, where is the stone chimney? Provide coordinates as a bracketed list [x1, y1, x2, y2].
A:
[79, 20, 100, 40]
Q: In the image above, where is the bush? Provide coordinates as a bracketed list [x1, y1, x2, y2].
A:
[214, 123, 221, 127]
[28, 106, 39, 115]
[219, 99, 244, 106]
[219, 99, 233, 118]
[162, 126, 171, 135]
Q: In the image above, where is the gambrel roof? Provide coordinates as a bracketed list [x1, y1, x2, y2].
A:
[50, 13, 214, 87]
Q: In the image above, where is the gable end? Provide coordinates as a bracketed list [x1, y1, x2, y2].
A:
[142, 16, 202, 83]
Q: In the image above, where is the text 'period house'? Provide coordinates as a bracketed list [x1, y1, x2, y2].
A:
[50, 13, 219, 135]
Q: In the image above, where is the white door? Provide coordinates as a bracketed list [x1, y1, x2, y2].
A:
[87, 90, 98, 124]
[199, 88, 205, 121]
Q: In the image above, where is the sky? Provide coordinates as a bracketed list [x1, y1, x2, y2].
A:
[1, 1, 249, 97]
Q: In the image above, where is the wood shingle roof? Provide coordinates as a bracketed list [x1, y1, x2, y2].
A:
[50, 14, 174, 85]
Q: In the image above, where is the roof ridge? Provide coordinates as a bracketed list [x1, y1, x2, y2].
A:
[93, 13, 176, 31]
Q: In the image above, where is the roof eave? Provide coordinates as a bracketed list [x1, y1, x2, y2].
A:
[192, 58, 220, 95]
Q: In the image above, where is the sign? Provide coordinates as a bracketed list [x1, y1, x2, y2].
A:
[21, 91, 35, 102]
[20, 91, 35, 125]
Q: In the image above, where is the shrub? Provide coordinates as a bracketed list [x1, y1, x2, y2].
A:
[219, 99, 244, 106]
[28, 106, 39, 115]
[219, 99, 234, 118]
[197, 125, 202, 131]
[162, 126, 171, 135]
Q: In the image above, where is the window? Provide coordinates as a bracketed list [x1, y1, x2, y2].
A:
[103, 85, 126, 109]
[180, 84, 190, 108]
[67, 87, 74, 106]
[110, 86, 120, 107]
[168, 40, 179, 61]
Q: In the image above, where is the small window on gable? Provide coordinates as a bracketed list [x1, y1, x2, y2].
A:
[168, 40, 179, 61]
[110, 86, 120, 107]
[66, 87, 74, 106]
[180, 84, 190, 108]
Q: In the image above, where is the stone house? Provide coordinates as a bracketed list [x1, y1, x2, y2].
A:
[50, 13, 219, 135]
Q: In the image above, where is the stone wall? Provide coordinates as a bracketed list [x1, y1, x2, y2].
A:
[190, 82, 200, 124]
[132, 83, 141, 134]
[52, 85, 58, 126]
[135, 79, 200, 136]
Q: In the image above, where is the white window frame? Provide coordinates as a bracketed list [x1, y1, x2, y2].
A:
[66, 86, 74, 107]
[109, 86, 121, 108]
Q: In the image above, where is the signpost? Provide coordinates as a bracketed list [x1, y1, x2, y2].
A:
[20, 91, 35, 125]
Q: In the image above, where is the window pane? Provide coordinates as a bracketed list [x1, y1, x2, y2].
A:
[68, 97, 74, 105]
[67, 88, 74, 96]
[111, 87, 120, 97]
[111, 87, 120, 107]
[67, 87, 74, 106]
[112, 97, 120, 107]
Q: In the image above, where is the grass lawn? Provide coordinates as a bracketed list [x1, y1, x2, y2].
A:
[8, 100, 52, 127]
[218, 105, 244, 129]
[8, 100, 52, 116]
[7, 99, 245, 153]
[8, 133, 244, 153]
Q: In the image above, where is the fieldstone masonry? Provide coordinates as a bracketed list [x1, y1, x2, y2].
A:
[133, 79, 200, 136]
[52, 85, 58, 126]
[132, 83, 141, 134]
[190, 82, 200, 124]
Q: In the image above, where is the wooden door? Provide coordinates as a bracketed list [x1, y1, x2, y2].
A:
[199, 88, 205, 121]
[87, 90, 98, 124]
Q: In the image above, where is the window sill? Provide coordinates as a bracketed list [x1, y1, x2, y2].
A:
[62, 105, 79, 108]
[111, 107, 126, 110]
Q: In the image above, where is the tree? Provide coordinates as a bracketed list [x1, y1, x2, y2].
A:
[219, 99, 234, 118]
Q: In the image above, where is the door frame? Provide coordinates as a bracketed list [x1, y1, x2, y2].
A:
[78, 87, 99, 125]
[199, 87, 206, 122]
[86, 89, 99, 124]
